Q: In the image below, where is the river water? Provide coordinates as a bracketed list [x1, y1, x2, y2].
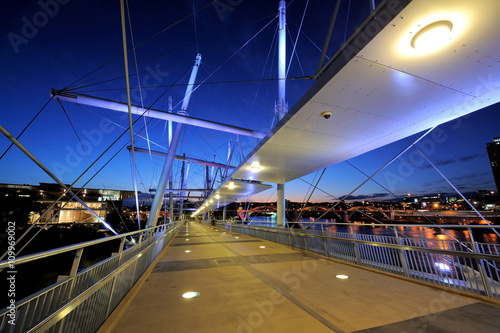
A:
[245, 217, 500, 245]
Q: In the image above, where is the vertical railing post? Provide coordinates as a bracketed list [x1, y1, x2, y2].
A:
[131, 233, 144, 285]
[117, 237, 126, 265]
[57, 248, 83, 333]
[467, 227, 491, 297]
[394, 227, 409, 277]
[68, 248, 84, 296]
[322, 227, 328, 257]
[349, 225, 360, 265]
[105, 236, 127, 317]
[138, 232, 143, 250]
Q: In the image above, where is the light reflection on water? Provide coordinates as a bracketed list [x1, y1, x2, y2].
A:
[246, 216, 499, 244]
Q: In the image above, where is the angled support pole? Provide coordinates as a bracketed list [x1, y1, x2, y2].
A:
[146, 53, 202, 228]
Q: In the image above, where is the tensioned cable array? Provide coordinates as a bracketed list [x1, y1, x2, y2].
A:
[286, 0, 309, 76]
[64, 0, 219, 92]
[171, 15, 279, 112]
[66, 14, 278, 92]
[74, 76, 312, 94]
[58, 99, 129, 230]
[0, 97, 53, 161]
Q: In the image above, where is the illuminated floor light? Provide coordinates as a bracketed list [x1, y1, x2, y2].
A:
[185, 239, 190, 241]
[336, 274, 349, 279]
[434, 262, 451, 272]
[235, 237, 239, 239]
[259, 246, 266, 249]
[411, 20, 453, 52]
[181, 291, 200, 299]
[185, 250, 192, 253]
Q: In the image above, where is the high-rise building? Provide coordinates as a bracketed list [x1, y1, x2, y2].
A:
[486, 137, 500, 194]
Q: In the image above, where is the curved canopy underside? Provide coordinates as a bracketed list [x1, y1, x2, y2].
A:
[201, 0, 500, 209]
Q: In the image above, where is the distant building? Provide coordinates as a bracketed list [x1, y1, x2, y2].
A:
[0, 183, 136, 224]
[486, 137, 500, 194]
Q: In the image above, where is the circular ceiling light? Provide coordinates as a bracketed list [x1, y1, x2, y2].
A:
[250, 161, 261, 172]
[411, 20, 453, 51]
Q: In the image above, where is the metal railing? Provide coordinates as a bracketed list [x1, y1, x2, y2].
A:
[215, 221, 500, 300]
[0, 222, 182, 333]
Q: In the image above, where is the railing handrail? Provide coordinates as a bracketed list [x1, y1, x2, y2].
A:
[214, 221, 500, 300]
[0, 222, 183, 333]
[0, 222, 181, 269]
[24, 224, 178, 333]
[236, 221, 500, 229]
[217, 223, 500, 261]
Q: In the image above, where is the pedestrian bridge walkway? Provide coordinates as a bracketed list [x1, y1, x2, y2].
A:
[98, 222, 500, 333]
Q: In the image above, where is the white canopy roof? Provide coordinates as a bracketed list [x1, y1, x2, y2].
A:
[197, 0, 500, 212]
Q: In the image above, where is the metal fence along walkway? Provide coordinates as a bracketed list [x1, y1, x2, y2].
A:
[221, 222, 500, 301]
[2, 221, 500, 332]
[0, 222, 182, 333]
[98, 221, 500, 333]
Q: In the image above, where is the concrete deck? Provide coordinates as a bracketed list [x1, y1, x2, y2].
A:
[98, 222, 500, 333]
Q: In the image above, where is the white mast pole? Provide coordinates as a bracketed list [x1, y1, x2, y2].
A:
[146, 53, 202, 228]
[278, 0, 287, 120]
[277, 1, 287, 226]
[168, 96, 173, 145]
[168, 96, 174, 222]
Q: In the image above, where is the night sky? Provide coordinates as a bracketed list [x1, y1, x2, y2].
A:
[1, 0, 499, 203]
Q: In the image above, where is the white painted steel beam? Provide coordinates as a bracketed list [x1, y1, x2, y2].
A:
[50, 90, 266, 139]
[128, 147, 236, 171]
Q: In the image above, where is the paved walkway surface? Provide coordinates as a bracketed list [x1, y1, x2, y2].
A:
[98, 222, 500, 333]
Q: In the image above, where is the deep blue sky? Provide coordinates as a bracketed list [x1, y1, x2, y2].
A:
[1, 0, 499, 203]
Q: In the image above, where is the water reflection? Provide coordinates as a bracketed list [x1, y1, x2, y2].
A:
[246, 217, 499, 244]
